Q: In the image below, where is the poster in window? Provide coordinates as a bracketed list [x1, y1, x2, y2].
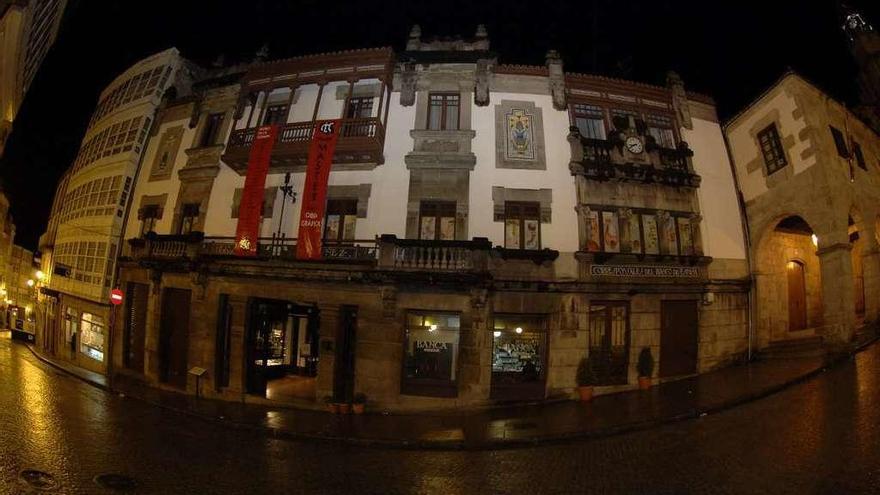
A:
[325, 214, 340, 240]
[420, 217, 436, 240]
[505, 219, 521, 249]
[524, 219, 540, 250]
[440, 216, 456, 240]
[602, 211, 620, 253]
[586, 210, 601, 252]
[664, 215, 679, 255]
[678, 217, 693, 255]
[644, 215, 660, 254]
[343, 215, 356, 240]
[629, 213, 642, 253]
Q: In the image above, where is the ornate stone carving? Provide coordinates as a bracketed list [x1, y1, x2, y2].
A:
[380, 286, 397, 318]
[546, 50, 566, 110]
[667, 71, 693, 130]
[399, 63, 417, 107]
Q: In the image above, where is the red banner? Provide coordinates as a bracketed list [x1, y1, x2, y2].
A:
[234, 125, 278, 256]
[296, 120, 341, 260]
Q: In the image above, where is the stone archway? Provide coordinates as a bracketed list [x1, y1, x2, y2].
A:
[753, 215, 824, 347]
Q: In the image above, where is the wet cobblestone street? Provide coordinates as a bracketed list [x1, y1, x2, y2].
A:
[1, 331, 879, 494]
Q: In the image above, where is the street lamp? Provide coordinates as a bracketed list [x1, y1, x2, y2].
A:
[35, 270, 45, 281]
[26, 279, 34, 288]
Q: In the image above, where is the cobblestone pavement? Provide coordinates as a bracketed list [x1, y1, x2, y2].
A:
[2, 332, 880, 494]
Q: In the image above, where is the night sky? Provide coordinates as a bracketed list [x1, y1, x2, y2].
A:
[0, 0, 876, 250]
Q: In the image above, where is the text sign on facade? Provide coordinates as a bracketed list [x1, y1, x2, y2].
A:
[109, 288, 124, 306]
[234, 125, 279, 256]
[589, 265, 703, 278]
[296, 120, 342, 260]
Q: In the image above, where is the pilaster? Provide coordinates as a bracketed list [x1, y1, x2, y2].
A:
[817, 242, 856, 344]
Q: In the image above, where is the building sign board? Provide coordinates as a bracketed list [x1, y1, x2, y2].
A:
[589, 265, 703, 278]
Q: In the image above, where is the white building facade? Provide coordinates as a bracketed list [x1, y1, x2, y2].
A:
[112, 28, 748, 411]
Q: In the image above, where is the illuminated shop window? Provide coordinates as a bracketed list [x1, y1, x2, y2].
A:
[80, 312, 105, 362]
[402, 311, 461, 397]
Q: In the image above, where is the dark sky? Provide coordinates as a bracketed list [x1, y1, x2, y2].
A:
[0, 0, 876, 250]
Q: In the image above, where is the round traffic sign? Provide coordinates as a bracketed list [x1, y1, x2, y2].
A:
[110, 288, 124, 306]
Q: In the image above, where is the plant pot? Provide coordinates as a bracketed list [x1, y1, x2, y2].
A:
[352, 403, 365, 415]
[577, 386, 594, 402]
[337, 403, 351, 414]
[327, 403, 340, 414]
[638, 376, 652, 390]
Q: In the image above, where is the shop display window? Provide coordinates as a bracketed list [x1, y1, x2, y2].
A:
[402, 311, 460, 397]
[80, 312, 105, 362]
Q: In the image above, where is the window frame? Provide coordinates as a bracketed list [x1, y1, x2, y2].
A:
[324, 199, 358, 243]
[571, 103, 608, 140]
[262, 104, 289, 126]
[504, 201, 542, 250]
[427, 92, 461, 131]
[852, 141, 867, 170]
[829, 126, 850, 158]
[587, 301, 631, 386]
[418, 201, 457, 241]
[200, 112, 225, 147]
[757, 123, 788, 175]
[345, 97, 374, 119]
[139, 204, 160, 236]
[178, 203, 200, 235]
[401, 310, 462, 398]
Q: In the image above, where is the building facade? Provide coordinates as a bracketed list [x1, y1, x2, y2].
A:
[39, 48, 191, 373]
[0, 189, 13, 328]
[108, 27, 749, 412]
[6, 243, 36, 339]
[0, 0, 68, 157]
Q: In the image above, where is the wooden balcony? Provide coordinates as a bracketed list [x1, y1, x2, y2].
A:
[221, 117, 386, 174]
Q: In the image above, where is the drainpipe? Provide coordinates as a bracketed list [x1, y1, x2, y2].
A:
[722, 131, 756, 362]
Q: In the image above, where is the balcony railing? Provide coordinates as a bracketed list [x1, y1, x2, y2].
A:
[127, 234, 492, 273]
[223, 117, 386, 172]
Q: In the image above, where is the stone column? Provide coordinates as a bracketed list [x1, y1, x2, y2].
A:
[459, 289, 490, 401]
[818, 242, 856, 345]
[224, 295, 248, 395]
[859, 222, 880, 323]
[315, 302, 341, 400]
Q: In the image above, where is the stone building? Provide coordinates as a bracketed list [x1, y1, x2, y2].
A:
[725, 72, 880, 351]
[725, 5, 880, 355]
[99, 28, 746, 412]
[0, 0, 69, 157]
[38, 49, 193, 373]
[0, 189, 14, 328]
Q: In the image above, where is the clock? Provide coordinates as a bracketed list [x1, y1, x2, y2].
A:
[625, 136, 644, 154]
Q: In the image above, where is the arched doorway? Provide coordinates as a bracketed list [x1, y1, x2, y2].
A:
[786, 260, 807, 331]
[754, 215, 823, 345]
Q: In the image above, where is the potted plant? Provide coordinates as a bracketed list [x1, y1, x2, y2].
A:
[637, 347, 654, 390]
[352, 393, 367, 415]
[576, 355, 599, 401]
[323, 395, 339, 414]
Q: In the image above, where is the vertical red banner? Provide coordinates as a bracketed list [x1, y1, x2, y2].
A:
[296, 120, 341, 260]
[234, 125, 279, 256]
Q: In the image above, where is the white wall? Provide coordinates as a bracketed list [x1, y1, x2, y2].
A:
[683, 118, 748, 260]
[470, 93, 579, 252]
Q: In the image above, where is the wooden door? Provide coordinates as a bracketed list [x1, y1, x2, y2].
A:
[332, 306, 358, 402]
[123, 282, 149, 372]
[787, 261, 807, 331]
[159, 288, 191, 389]
[660, 300, 699, 377]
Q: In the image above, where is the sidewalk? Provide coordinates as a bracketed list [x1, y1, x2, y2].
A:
[26, 332, 878, 450]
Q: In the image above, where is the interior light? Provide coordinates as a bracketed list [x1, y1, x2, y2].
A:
[26, 279, 34, 287]
[515, 327, 523, 334]
[35, 270, 45, 281]
[493, 331, 501, 338]
[811, 234, 818, 247]
[429, 324, 438, 332]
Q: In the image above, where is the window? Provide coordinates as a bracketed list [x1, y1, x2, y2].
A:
[572, 104, 607, 140]
[80, 312, 105, 362]
[345, 97, 374, 119]
[830, 126, 850, 158]
[139, 204, 160, 236]
[491, 314, 547, 400]
[200, 113, 225, 147]
[853, 141, 867, 170]
[402, 311, 461, 397]
[758, 123, 787, 175]
[262, 104, 288, 126]
[419, 201, 456, 240]
[584, 206, 694, 256]
[610, 109, 639, 130]
[427, 93, 460, 130]
[324, 200, 357, 242]
[504, 202, 541, 250]
[646, 114, 676, 149]
[178, 203, 200, 234]
[588, 303, 630, 385]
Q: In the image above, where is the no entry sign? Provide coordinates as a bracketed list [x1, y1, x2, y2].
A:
[110, 288, 124, 306]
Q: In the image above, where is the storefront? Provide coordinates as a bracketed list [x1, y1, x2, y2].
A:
[9, 305, 36, 343]
[491, 314, 548, 401]
[401, 311, 461, 398]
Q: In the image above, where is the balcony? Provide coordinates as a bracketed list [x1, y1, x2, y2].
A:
[222, 117, 386, 174]
[569, 129, 701, 188]
[125, 234, 492, 275]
